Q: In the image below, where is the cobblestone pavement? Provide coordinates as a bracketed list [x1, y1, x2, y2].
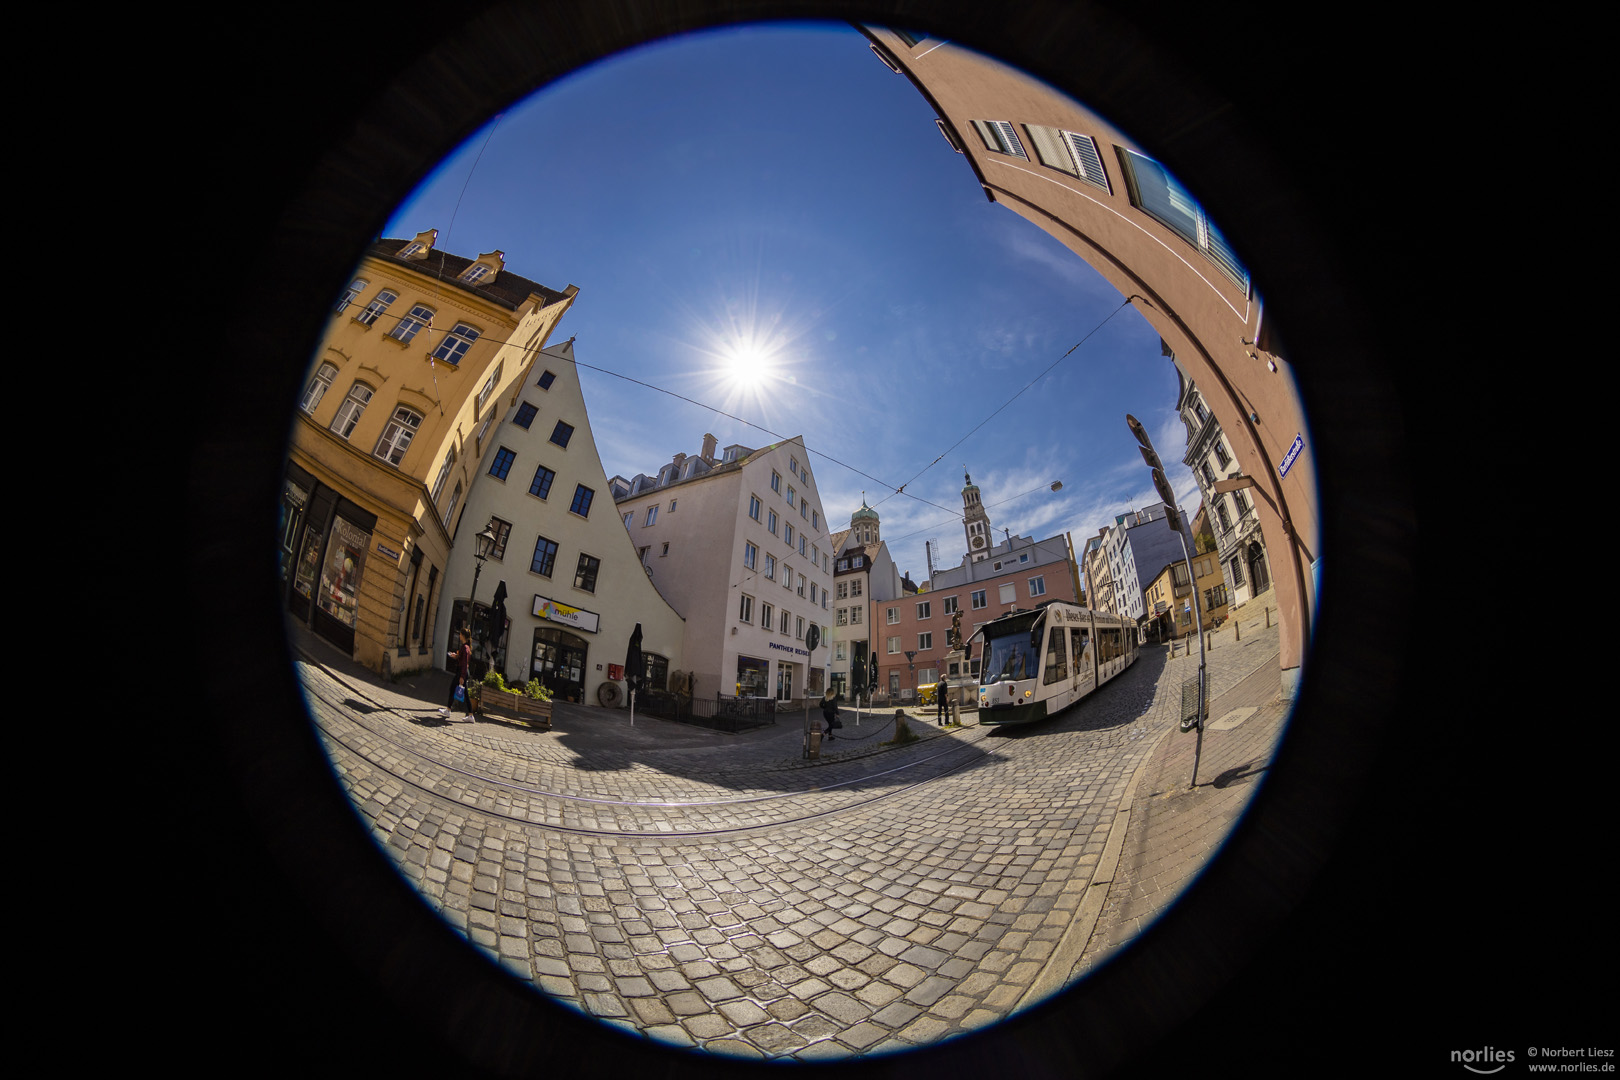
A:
[291, 602, 1289, 1062]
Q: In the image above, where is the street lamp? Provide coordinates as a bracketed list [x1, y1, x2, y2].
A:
[1126, 415, 1207, 788]
[467, 520, 498, 670]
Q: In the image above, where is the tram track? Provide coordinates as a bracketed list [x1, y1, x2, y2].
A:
[305, 679, 1003, 838]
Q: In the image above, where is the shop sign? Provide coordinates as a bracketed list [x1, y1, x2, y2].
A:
[533, 594, 600, 634]
[768, 640, 809, 657]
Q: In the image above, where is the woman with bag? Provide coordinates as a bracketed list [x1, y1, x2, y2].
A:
[441, 627, 474, 723]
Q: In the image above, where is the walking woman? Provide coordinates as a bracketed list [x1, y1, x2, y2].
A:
[441, 626, 474, 723]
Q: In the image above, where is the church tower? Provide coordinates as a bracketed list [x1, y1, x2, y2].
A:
[850, 497, 880, 547]
[962, 470, 992, 561]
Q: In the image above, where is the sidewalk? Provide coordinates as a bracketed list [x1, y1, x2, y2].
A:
[1065, 588, 1291, 982]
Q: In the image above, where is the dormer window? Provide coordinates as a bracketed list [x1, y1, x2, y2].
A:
[397, 242, 425, 258]
[458, 251, 504, 284]
[395, 229, 437, 260]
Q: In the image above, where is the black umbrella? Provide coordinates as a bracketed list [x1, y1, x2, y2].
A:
[488, 581, 508, 651]
[624, 623, 643, 695]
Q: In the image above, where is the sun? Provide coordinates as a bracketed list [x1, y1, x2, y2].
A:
[718, 337, 777, 391]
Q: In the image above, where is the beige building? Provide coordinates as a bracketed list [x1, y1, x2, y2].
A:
[431, 339, 684, 707]
[858, 28, 1319, 698]
[610, 435, 834, 705]
[280, 229, 577, 675]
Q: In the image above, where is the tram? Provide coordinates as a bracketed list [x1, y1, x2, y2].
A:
[973, 600, 1139, 725]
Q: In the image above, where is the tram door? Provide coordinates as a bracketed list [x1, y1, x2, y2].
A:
[1072, 627, 1095, 696]
[531, 627, 588, 704]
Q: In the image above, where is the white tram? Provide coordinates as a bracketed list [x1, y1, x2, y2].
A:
[973, 600, 1139, 725]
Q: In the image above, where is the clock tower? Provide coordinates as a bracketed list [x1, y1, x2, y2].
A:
[962, 469, 992, 561]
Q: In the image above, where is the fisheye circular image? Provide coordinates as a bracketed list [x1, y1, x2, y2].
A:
[277, 18, 1317, 1065]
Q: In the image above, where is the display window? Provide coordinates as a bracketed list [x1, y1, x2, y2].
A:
[317, 516, 370, 629]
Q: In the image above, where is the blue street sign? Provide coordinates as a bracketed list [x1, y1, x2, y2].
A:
[1278, 433, 1304, 478]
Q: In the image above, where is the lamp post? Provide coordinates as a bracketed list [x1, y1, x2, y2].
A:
[467, 520, 497, 676]
[1126, 415, 1207, 788]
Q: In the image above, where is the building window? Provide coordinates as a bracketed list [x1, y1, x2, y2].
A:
[328, 383, 373, 439]
[796, 616, 805, 640]
[1213, 439, 1230, 467]
[489, 446, 517, 480]
[514, 402, 538, 429]
[809, 582, 817, 603]
[761, 602, 773, 630]
[476, 363, 504, 413]
[373, 406, 422, 466]
[999, 583, 1017, 604]
[1118, 147, 1249, 289]
[745, 542, 758, 570]
[799, 536, 806, 556]
[849, 579, 862, 597]
[537, 370, 557, 390]
[397, 242, 425, 257]
[787, 486, 796, 507]
[531, 536, 558, 577]
[529, 465, 555, 500]
[972, 119, 1029, 159]
[836, 582, 847, 600]
[1229, 557, 1245, 586]
[335, 279, 366, 315]
[623, 512, 634, 529]
[750, 496, 763, 522]
[837, 608, 848, 626]
[550, 421, 574, 448]
[887, 636, 900, 655]
[661, 542, 669, 557]
[569, 485, 594, 517]
[644, 505, 658, 527]
[800, 501, 808, 521]
[765, 554, 776, 580]
[460, 264, 491, 284]
[917, 601, 931, 620]
[443, 482, 461, 529]
[388, 304, 433, 343]
[739, 594, 754, 623]
[783, 564, 793, 590]
[766, 509, 777, 533]
[431, 447, 455, 502]
[972, 589, 987, 609]
[784, 524, 794, 547]
[850, 607, 862, 624]
[780, 610, 791, 635]
[356, 290, 396, 326]
[812, 510, 820, 530]
[300, 362, 337, 414]
[574, 553, 600, 592]
[790, 456, 800, 477]
[488, 518, 511, 560]
[771, 471, 781, 493]
[432, 323, 481, 365]
[943, 595, 958, 615]
[1029, 576, 1046, 597]
[918, 632, 933, 651]
[797, 574, 806, 597]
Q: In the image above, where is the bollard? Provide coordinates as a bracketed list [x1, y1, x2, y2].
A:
[1235, 618, 1241, 642]
[808, 730, 821, 759]
[1265, 606, 1271, 628]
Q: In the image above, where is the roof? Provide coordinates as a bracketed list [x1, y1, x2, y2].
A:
[368, 239, 573, 311]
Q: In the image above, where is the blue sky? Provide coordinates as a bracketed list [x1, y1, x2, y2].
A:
[379, 20, 1200, 583]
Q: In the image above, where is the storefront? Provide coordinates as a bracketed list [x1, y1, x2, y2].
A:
[281, 463, 379, 657]
[528, 594, 599, 704]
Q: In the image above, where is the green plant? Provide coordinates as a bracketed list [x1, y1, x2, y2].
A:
[481, 670, 507, 690]
[523, 679, 553, 701]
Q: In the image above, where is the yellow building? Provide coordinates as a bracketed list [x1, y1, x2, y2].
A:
[279, 229, 577, 675]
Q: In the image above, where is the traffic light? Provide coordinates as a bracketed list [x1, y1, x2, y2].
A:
[1125, 413, 1182, 533]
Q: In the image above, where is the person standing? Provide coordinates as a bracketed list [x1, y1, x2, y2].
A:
[442, 626, 474, 723]
[935, 676, 949, 726]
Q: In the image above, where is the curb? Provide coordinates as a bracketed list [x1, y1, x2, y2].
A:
[1015, 718, 1179, 1011]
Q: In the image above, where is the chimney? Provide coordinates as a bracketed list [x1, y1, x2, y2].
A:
[701, 433, 717, 463]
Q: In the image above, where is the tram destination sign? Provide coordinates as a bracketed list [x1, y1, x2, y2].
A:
[1278, 433, 1304, 478]
[532, 594, 600, 634]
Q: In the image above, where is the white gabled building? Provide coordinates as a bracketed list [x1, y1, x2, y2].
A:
[610, 434, 834, 704]
[434, 338, 685, 706]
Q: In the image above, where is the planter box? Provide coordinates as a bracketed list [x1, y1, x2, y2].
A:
[477, 690, 554, 730]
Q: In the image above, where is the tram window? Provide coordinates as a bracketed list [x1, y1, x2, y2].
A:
[1043, 626, 1068, 684]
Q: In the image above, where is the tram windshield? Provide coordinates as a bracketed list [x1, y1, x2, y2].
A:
[981, 629, 1038, 685]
